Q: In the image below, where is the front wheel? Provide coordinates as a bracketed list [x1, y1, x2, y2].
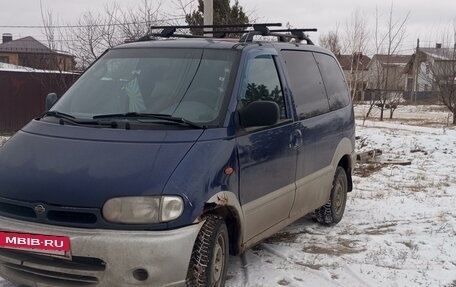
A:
[315, 166, 348, 225]
[187, 215, 229, 287]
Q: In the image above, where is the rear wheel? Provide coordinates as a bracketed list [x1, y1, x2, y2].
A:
[315, 166, 348, 225]
[187, 215, 229, 287]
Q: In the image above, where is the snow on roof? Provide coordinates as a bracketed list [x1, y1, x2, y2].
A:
[373, 54, 412, 65]
[420, 47, 455, 60]
[0, 62, 77, 74]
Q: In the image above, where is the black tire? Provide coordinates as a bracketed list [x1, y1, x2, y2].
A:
[187, 215, 229, 287]
[315, 166, 348, 225]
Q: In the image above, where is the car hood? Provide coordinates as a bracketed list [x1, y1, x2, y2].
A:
[0, 120, 203, 207]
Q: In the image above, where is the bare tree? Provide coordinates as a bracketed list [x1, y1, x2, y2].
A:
[344, 10, 369, 55]
[344, 10, 370, 101]
[60, 0, 256, 68]
[438, 50, 456, 124]
[68, 12, 105, 69]
[419, 26, 456, 124]
[64, 0, 165, 69]
[101, 3, 121, 48]
[368, 4, 410, 121]
[171, 0, 195, 18]
[40, 0, 57, 51]
[39, 1, 76, 93]
[117, 0, 163, 42]
[319, 29, 342, 55]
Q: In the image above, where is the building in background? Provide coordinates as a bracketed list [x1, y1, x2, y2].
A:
[337, 53, 371, 101]
[367, 54, 411, 91]
[365, 54, 411, 102]
[0, 33, 75, 72]
[404, 43, 456, 103]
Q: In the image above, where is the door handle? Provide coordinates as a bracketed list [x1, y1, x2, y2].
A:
[289, 129, 303, 150]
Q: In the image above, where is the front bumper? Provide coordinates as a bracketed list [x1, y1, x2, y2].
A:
[0, 216, 202, 287]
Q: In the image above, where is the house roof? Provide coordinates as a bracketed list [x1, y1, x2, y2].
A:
[337, 53, 371, 71]
[0, 36, 55, 54]
[420, 47, 455, 60]
[373, 54, 412, 65]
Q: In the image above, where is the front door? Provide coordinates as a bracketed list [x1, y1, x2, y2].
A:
[236, 52, 297, 241]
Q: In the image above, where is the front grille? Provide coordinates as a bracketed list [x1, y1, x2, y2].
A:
[0, 248, 105, 286]
[47, 210, 98, 224]
[0, 197, 101, 229]
[0, 201, 36, 219]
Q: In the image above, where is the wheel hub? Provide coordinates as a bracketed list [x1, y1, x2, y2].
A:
[212, 234, 225, 286]
[334, 179, 344, 215]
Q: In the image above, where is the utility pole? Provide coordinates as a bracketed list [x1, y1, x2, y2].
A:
[414, 38, 420, 103]
[204, 0, 213, 36]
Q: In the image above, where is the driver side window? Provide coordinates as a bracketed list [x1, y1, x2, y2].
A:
[240, 55, 287, 119]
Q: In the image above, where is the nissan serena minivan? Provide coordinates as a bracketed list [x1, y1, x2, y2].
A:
[0, 24, 355, 287]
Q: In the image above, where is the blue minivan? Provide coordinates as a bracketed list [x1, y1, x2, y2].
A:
[0, 24, 355, 287]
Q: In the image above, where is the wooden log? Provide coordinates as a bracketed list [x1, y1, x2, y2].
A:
[376, 159, 412, 166]
[356, 149, 383, 162]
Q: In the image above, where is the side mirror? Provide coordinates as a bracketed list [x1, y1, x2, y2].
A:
[239, 101, 280, 128]
[45, 93, 58, 111]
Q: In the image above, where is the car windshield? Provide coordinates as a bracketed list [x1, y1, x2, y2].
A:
[52, 48, 239, 125]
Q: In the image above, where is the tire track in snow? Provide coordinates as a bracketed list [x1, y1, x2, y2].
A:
[341, 263, 374, 287]
[259, 243, 347, 287]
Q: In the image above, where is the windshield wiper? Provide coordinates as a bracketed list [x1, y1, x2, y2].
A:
[43, 110, 76, 120]
[92, 113, 205, 129]
[42, 110, 113, 127]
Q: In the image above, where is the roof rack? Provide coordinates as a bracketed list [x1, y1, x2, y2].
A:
[137, 23, 317, 45]
[236, 28, 317, 45]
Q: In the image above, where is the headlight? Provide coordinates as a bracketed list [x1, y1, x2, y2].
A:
[102, 196, 184, 224]
[161, 196, 184, 222]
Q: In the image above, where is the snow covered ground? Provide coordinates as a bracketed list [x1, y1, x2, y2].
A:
[354, 104, 454, 127]
[0, 105, 455, 287]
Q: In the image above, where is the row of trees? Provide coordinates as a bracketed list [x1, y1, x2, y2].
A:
[41, 0, 170, 69]
[319, 4, 409, 121]
[319, 4, 455, 124]
[40, 0, 249, 69]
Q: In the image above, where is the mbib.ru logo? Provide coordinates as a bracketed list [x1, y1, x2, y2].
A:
[5, 236, 65, 248]
[0, 231, 70, 252]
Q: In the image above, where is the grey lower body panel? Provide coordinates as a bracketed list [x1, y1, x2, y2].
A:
[0, 216, 202, 287]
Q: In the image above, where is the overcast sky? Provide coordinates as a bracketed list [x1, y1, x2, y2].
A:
[0, 0, 455, 55]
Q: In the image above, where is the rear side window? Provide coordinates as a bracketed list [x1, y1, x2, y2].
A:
[240, 55, 287, 119]
[314, 53, 350, 110]
[281, 50, 329, 119]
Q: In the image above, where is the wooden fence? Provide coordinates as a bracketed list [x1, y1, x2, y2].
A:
[0, 70, 78, 133]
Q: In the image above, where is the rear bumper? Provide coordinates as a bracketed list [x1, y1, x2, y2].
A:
[0, 216, 202, 287]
